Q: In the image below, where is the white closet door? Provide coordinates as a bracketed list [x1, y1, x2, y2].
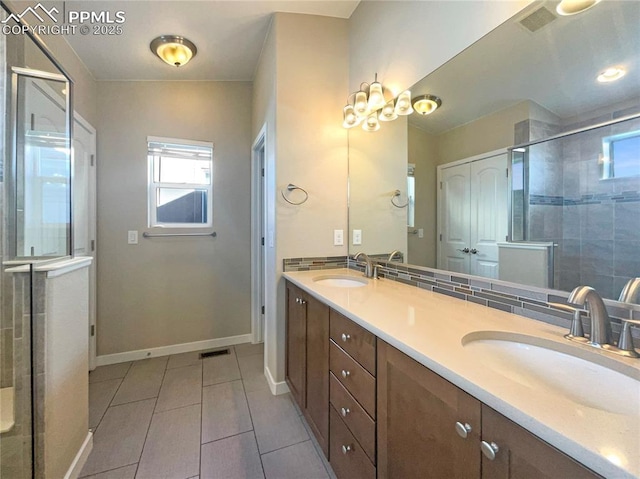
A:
[469, 154, 508, 279]
[439, 163, 470, 274]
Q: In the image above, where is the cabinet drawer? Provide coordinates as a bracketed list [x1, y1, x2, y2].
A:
[330, 372, 375, 463]
[330, 341, 376, 418]
[330, 310, 376, 376]
[330, 406, 376, 479]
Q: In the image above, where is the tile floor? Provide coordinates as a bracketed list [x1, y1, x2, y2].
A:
[82, 343, 336, 479]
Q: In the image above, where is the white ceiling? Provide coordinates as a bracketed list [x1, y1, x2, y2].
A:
[63, 1, 359, 81]
[409, 0, 640, 134]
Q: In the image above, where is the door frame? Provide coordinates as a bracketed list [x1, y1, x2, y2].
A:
[436, 148, 507, 270]
[74, 112, 98, 370]
[250, 125, 267, 344]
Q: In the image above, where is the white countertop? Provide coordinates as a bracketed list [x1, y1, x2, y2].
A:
[284, 268, 640, 479]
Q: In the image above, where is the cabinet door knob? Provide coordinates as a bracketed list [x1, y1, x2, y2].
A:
[480, 441, 499, 460]
[341, 407, 350, 417]
[300, 299, 306, 305]
[295, 298, 299, 304]
[455, 422, 472, 439]
[341, 333, 351, 342]
[341, 370, 350, 379]
[341, 445, 353, 455]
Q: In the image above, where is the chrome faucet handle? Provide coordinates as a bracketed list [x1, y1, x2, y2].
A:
[549, 303, 587, 340]
[617, 319, 640, 358]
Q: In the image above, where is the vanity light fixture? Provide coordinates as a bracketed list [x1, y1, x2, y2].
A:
[342, 75, 412, 131]
[556, 0, 601, 16]
[150, 35, 197, 67]
[412, 94, 442, 115]
[597, 66, 626, 83]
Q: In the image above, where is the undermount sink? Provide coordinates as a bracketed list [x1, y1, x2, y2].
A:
[462, 331, 640, 416]
[313, 275, 368, 288]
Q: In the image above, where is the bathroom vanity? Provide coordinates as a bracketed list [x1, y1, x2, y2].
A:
[284, 270, 640, 479]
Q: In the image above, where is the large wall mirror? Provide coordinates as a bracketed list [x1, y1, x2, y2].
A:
[348, 0, 640, 301]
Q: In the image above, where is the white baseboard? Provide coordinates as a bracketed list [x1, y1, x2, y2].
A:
[96, 334, 253, 366]
[265, 365, 290, 396]
[64, 431, 92, 479]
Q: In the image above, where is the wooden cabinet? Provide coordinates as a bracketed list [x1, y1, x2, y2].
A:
[377, 340, 600, 479]
[481, 405, 601, 479]
[286, 281, 601, 479]
[285, 281, 330, 455]
[377, 340, 481, 479]
[329, 309, 377, 478]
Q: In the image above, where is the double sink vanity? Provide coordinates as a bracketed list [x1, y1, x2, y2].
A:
[284, 268, 640, 479]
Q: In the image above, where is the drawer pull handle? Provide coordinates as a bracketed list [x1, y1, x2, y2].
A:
[342, 445, 353, 455]
[341, 407, 350, 417]
[481, 441, 499, 461]
[341, 370, 350, 379]
[455, 422, 472, 439]
[341, 333, 351, 342]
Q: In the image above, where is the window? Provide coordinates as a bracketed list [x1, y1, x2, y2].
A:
[601, 131, 640, 180]
[147, 137, 213, 228]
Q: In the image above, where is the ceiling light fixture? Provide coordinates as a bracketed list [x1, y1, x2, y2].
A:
[597, 66, 626, 83]
[342, 76, 417, 131]
[150, 35, 197, 67]
[556, 0, 601, 16]
[412, 94, 442, 115]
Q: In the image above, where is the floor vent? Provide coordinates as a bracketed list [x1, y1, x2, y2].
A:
[200, 349, 230, 358]
[519, 6, 557, 33]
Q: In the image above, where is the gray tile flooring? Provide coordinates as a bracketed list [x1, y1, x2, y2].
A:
[82, 343, 335, 479]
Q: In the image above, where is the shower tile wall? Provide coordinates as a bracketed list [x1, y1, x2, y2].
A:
[524, 109, 640, 299]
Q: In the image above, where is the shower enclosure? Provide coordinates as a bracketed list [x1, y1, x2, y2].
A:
[511, 111, 640, 300]
[1, 3, 74, 477]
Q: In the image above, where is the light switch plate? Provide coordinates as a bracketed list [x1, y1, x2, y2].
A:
[418, 228, 424, 239]
[353, 229, 362, 245]
[127, 230, 138, 245]
[334, 229, 344, 246]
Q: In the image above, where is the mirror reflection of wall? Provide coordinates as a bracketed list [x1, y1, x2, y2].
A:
[348, 0, 640, 301]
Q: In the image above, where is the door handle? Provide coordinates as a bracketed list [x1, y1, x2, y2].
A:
[457, 248, 470, 254]
[470, 248, 478, 255]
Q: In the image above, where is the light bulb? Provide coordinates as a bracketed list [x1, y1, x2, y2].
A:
[412, 95, 442, 115]
[395, 90, 413, 116]
[354, 91, 368, 118]
[379, 100, 398, 122]
[367, 81, 386, 111]
[362, 112, 380, 132]
[342, 105, 359, 128]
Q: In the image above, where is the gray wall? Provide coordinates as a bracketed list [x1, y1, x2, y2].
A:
[96, 81, 252, 355]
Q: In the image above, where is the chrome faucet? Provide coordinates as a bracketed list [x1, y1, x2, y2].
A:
[618, 277, 640, 304]
[353, 252, 376, 278]
[387, 250, 402, 262]
[567, 286, 612, 347]
[550, 285, 639, 358]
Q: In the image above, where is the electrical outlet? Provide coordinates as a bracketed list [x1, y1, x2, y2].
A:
[127, 230, 138, 245]
[353, 229, 362, 245]
[334, 229, 344, 246]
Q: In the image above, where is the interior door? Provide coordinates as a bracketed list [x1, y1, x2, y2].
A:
[439, 163, 470, 273]
[469, 154, 508, 279]
[73, 115, 98, 369]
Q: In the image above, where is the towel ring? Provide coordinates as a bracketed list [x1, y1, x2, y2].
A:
[391, 190, 408, 208]
[281, 184, 309, 205]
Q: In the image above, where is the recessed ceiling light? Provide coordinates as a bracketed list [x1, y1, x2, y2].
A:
[597, 67, 626, 83]
[556, 0, 601, 16]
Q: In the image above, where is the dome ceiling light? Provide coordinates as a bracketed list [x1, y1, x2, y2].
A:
[556, 0, 601, 16]
[412, 94, 442, 116]
[150, 35, 197, 67]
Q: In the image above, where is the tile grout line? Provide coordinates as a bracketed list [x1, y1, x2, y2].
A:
[78, 462, 138, 479]
[90, 361, 133, 431]
[238, 356, 267, 479]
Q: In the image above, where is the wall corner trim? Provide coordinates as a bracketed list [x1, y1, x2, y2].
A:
[64, 431, 93, 479]
[95, 334, 253, 367]
[265, 365, 290, 396]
